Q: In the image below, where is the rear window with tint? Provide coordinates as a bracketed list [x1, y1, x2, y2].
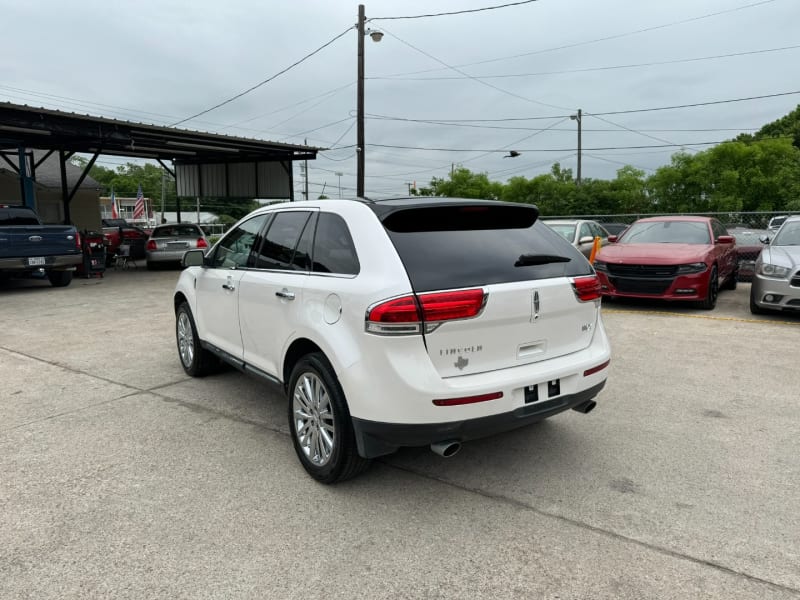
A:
[381, 204, 589, 292]
[0, 208, 40, 226]
[154, 225, 202, 237]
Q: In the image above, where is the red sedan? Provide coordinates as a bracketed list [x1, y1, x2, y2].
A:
[593, 216, 738, 309]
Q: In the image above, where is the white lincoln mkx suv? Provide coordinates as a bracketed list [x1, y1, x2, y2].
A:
[174, 198, 611, 483]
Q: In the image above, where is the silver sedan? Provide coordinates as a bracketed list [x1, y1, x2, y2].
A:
[542, 219, 609, 258]
[146, 223, 209, 269]
[750, 216, 800, 314]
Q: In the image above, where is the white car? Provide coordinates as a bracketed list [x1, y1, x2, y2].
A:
[174, 198, 611, 483]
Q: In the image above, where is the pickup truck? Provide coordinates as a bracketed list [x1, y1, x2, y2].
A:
[0, 204, 82, 287]
[101, 218, 149, 265]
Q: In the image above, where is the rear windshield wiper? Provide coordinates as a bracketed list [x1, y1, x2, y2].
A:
[515, 254, 572, 267]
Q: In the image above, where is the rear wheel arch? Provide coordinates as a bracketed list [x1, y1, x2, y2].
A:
[283, 338, 325, 389]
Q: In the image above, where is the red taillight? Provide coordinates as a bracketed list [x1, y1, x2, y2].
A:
[368, 295, 420, 323]
[584, 359, 610, 377]
[146, 240, 157, 251]
[366, 289, 485, 335]
[75, 232, 82, 250]
[196, 237, 208, 249]
[572, 275, 602, 302]
[418, 289, 485, 322]
[433, 392, 503, 406]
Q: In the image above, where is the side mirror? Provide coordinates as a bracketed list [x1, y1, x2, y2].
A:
[608, 235, 618, 243]
[759, 235, 770, 244]
[578, 236, 594, 245]
[182, 249, 206, 267]
[716, 235, 735, 244]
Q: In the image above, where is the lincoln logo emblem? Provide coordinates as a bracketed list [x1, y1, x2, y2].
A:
[531, 290, 541, 322]
[454, 356, 469, 371]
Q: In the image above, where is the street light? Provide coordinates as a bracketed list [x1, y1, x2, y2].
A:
[357, 4, 382, 198]
[570, 109, 582, 185]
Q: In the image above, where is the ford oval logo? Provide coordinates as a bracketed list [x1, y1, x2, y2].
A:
[28, 235, 43, 242]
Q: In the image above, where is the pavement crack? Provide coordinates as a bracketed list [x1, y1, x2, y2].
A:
[384, 463, 800, 597]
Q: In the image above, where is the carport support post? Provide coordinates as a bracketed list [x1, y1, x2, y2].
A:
[58, 150, 70, 224]
[18, 147, 35, 209]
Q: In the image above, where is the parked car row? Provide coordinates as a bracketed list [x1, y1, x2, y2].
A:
[550, 214, 799, 316]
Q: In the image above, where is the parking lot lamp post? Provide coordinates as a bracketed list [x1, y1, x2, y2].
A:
[570, 109, 582, 185]
[357, 4, 383, 198]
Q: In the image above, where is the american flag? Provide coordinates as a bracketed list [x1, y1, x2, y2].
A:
[133, 184, 145, 219]
[111, 190, 119, 219]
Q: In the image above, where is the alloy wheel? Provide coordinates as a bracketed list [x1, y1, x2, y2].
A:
[293, 372, 336, 467]
[177, 311, 195, 368]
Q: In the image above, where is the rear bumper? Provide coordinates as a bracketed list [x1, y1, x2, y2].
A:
[146, 250, 189, 263]
[351, 380, 605, 458]
[0, 254, 81, 272]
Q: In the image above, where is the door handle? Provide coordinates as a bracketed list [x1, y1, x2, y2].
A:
[222, 283, 235, 291]
[275, 288, 295, 300]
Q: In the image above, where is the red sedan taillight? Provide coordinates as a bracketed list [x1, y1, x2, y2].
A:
[366, 289, 485, 335]
[196, 238, 208, 249]
[146, 240, 157, 251]
[572, 275, 602, 302]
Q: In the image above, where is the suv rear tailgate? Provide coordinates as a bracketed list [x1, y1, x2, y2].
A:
[424, 278, 597, 378]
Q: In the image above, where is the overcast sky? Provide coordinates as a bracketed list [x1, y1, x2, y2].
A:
[1, 0, 798, 199]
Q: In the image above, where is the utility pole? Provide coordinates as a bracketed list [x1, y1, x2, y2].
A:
[571, 109, 582, 185]
[160, 169, 166, 224]
[335, 172, 343, 198]
[304, 138, 309, 201]
[357, 4, 366, 198]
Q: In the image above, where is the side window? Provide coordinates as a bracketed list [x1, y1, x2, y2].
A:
[291, 213, 317, 272]
[312, 213, 359, 275]
[592, 223, 606, 238]
[711, 220, 726, 240]
[211, 214, 269, 269]
[255, 211, 312, 270]
[578, 223, 592, 241]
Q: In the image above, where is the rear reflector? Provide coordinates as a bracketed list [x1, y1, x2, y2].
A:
[433, 392, 503, 406]
[584, 359, 610, 377]
[572, 275, 602, 302]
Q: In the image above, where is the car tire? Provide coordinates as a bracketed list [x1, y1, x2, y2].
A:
[699, 265, 718, 310]
[176, 302, 217, 377]
[724, 268, 738, 290]
[47, 270, 73, 287]
[288, 352, 370, 484]
[146, 261, 159, 271]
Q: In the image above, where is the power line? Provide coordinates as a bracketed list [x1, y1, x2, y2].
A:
[366, 141, 741, 152]
[366, 90, 800, 125]
[366, 111, 569, 123]
[377, 0, 779, 78]
[590, 90, 800, 116]
[170, 26, 354, 126]
[584, 153, 655, 173]
[372, 44, 800, 81]
[379, 26, 571, 112]
[364, 114, 758, 133]
[372, 0, 540, 20]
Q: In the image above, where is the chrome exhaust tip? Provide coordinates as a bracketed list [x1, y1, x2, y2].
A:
[430, 440, 461, 458]
[572, 400, 597, 414]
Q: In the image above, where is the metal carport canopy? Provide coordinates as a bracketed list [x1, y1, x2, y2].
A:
[0, 101, 322, 219]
